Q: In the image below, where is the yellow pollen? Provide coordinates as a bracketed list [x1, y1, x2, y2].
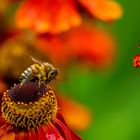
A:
[1, 88, 57, 130]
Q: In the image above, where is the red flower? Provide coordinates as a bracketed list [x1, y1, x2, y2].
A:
[133, 54, 140, 68]
[35, 24, 115, 67]
[15, 0, 122, 33]
[0, 82, 82, 140]
[15, 0, 82, 33]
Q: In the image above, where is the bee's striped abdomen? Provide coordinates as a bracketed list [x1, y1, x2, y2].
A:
[20, 64, 40, 84]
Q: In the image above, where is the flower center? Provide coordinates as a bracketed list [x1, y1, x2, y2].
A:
[1, 82, 57, 130]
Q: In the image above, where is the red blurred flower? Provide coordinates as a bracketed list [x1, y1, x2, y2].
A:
[15, 0, 122, 33]
[0, 82, 82, 140]
[15, 0, 82, 33]
[133, 54, 140, 68]
[35, 24, 115, 67]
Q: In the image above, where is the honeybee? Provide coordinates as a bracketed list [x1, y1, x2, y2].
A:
[20, 56, 59, 87]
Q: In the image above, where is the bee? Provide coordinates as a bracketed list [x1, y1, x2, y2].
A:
[20, 56, 59, 87]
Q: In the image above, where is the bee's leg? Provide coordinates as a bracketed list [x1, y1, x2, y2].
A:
[37, 73, 44, 94]
[37, 72, 42, 87]
[19, 79, 26, 88]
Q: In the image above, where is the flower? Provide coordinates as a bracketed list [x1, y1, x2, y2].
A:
[0, 82, 82, 140]
[15, 0, 82, 33]
[15, 0, 122, 33]
[35, 24, 115, 67]
[133, 54, 140, 68]
[0, 38, 91, 131]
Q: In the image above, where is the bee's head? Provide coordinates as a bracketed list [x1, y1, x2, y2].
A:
[43, 62, 59, 82]
[48, 68, 59, 81]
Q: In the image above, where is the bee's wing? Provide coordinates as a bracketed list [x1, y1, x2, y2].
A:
[31, 56, 44, 65]
[25, 52, 44, 65]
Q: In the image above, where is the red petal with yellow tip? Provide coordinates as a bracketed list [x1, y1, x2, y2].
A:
[15, 0, 81, 33]
[78, 0, 123, 22]
[54, 113, 82, 140]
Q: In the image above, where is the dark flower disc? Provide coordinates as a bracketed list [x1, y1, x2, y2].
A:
[8, 82, 46, 103]
[1, 82, 57, 129]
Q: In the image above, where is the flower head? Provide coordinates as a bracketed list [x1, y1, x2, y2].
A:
[15, 0, 122, 33]
[0, 82, 82, 140]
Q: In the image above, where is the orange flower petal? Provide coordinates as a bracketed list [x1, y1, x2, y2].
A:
[78, 0, 123, 22]
[57, 95, 91, 130]
[15, 0, 82, 33]
[0, 133, 15, 140]
[55, 113, 82, 140]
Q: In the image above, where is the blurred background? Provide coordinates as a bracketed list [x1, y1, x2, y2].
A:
[0, 0, 140, 140]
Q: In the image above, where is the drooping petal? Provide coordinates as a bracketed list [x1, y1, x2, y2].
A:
[78, 0, 123, 22]
[54, 113, 82, 140]
[15, 0, 82, 33]
[57, 95, 91, 130]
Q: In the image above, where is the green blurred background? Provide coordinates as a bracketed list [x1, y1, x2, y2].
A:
[59, 0, 140, 140]
[1, 0, 140, 140]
